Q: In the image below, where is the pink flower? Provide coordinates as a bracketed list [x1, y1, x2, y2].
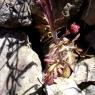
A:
[70, 23, 80, 33]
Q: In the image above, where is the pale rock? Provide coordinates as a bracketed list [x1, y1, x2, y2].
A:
[0, 31, 43, 95]
[16, 46, 43, 95]
[46, 77, 84, 95]
[71, 57, 95, 95]
[70, 62, 88, 84]
[82, 57, 95, 95]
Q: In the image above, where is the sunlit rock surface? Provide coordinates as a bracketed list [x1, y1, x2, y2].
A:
[46, 78, 84, 95]
[74, 57, 95, 95]
[0, 31, 43, 95]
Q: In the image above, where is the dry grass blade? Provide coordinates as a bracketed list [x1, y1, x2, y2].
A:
[72, 33, 80, 42]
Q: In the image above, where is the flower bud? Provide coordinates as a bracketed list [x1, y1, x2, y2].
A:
[70, 23, 80, 33]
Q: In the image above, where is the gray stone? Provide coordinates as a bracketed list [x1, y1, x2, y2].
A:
[71, 57, 95, 95]
[46, 78, 84, 95]
[0, 31, 43, 95]
[0, 0, 34, 28]
[70, 62, 88, 84]
[82, 57, 95, 95]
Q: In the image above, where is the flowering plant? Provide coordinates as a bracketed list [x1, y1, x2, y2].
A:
[35, 0, 82, 85]
[43, 33, 83, 85]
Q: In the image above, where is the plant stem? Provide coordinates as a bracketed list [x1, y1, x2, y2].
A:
[52, 30, 64, 65]
[52, 31, 58, 44]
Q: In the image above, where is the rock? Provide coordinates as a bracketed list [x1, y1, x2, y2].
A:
[82, 57, 95, 95]
[46, 77, 84, 95]
[71, 57, 95, 95]
[15, 46, 43, 95]
[82, 57, 95, 82]
[70, 62, 88, 84]
[0, 0, 34, 28]
[0, 30, 43, 95]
